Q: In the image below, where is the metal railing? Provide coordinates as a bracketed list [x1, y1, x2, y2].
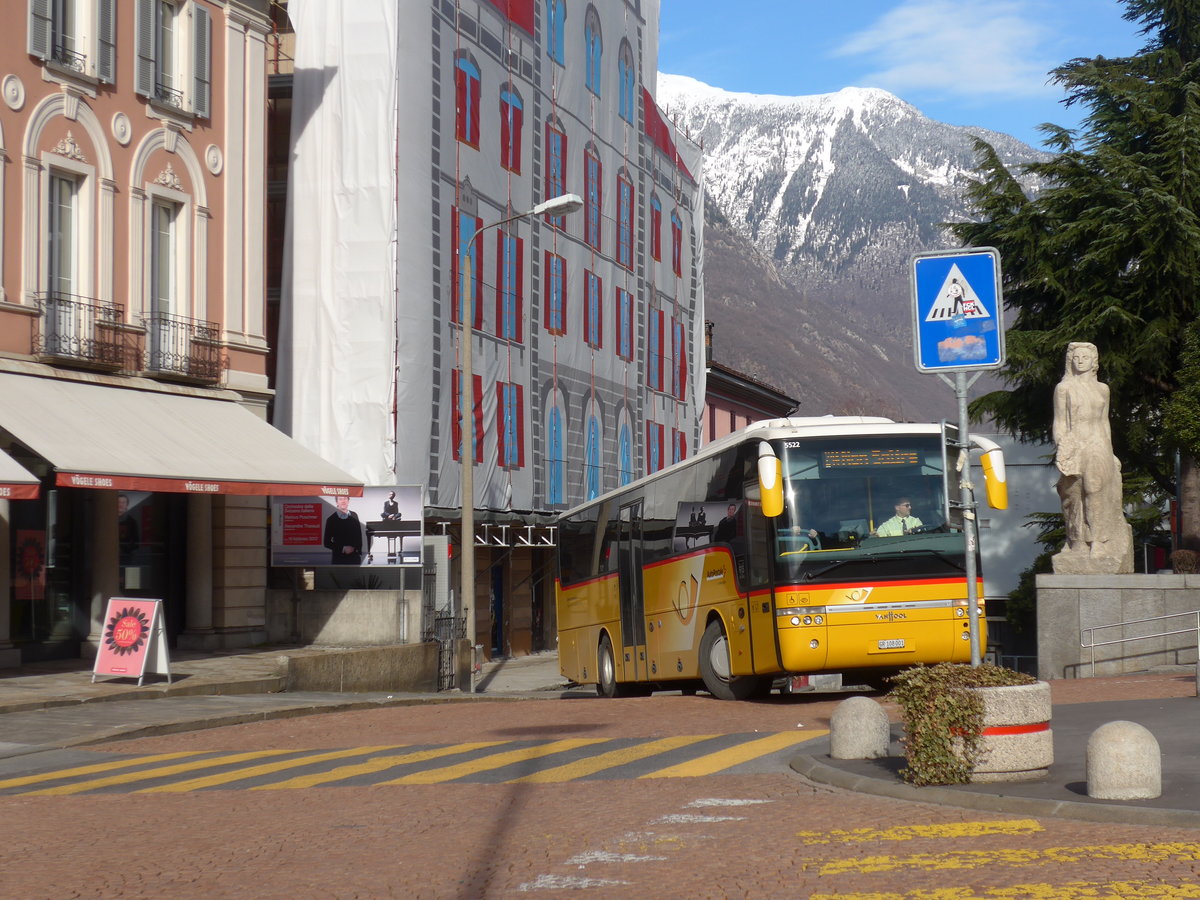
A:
[154, 82, 184, 109]
[142, 311, 222, 383]
[51, 43, 87, 73]
[37, 292, 126, 370]
[1081, 610, 1200, 694]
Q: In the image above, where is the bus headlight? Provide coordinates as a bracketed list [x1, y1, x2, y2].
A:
[956, 608, 965, 617]
[790, 616, 800, 626]
[802, 616, 812, 625]
[809, 639, 819, 649]
[814, 615, 823, 625]
[960, 631, 970, 640]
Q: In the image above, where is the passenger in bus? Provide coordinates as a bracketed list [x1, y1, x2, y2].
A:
[874, 497, 923, 536]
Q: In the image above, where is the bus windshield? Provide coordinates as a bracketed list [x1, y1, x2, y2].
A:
[772, 434, 964, 584]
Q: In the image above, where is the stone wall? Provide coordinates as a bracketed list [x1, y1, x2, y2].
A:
[1036, 574, 1200, 679]
[283, 641, 466, 693]
[266, 589, 423, 645]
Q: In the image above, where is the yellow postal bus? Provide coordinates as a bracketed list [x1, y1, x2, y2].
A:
[555, 417, 1007, 699]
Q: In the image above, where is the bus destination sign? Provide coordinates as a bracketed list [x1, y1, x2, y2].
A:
[822, 448, 921, 469]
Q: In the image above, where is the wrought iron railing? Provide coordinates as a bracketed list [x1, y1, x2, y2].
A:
[142, 311, 222, 383]
[37, 293, 126, 370]
[154, 82, 184, 109]
[51, 43, 87, 73]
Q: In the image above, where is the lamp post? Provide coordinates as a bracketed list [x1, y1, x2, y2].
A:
[459, 192, 581, 690]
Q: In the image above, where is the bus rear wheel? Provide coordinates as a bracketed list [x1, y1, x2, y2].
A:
[699, 619, 768, 701]
[597, 633, 620, 698]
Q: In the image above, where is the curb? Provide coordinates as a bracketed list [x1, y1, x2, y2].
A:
[790, 754, 1200, 828]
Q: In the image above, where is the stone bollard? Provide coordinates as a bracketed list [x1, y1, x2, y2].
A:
[1086, 720, 1161, 800]
[830, 695, 891, 759]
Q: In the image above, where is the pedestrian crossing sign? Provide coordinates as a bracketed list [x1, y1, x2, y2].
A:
[910, 247, 1004, 372]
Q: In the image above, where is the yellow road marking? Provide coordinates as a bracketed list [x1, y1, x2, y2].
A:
[0, 751, 202, 791]
[811, 881, 1200, 900]
[135, 746, 403, 793]
[797, 819, 1044, 844]
[640, 730, 824, 779]
[379, 738, 609, 785]
[20, 749, 297, 796]
[507, 735, 719, 784]
[253, 741, 510, 790]
[821, 842, 1200, 876]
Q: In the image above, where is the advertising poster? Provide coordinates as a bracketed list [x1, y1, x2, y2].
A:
[92, 597, 171, 685]
[271, 485, 424, 567]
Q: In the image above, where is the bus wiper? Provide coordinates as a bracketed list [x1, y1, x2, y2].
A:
[799, 548, 965, 581]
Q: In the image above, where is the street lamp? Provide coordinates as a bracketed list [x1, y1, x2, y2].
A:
[459, 192, 581, 690]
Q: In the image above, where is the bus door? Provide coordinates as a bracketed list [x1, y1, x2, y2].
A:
[744, 482, 780, 675]
[617, 501, 648, 682]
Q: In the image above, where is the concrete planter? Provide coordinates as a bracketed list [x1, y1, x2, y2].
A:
[967, 680, 1053, 783]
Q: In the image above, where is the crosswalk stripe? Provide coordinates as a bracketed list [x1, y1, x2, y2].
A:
[507, 735, 719, 784]
[379, 738, 609, 785]
[135, 745, 404, 793]
[251, 741, 511, 790]
[811, 881, 1200, 900]
[639, 730, 822, 778]
[796, 819, 1045, 844]
[820, 842, 1200, 876]
[0, 751, 202, 791]
[20, 749, 297, 796]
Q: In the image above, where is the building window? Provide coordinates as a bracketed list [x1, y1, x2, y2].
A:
[618, 41, 636, 123]
[672, 318, 687, 400]
[650, 194, 662, 261]
[455, 53, 481, 149]
[452, 207, 483, 327]
[615, 288, 633, 361]
[498, 382, 525, 468]
[29, 0, 116, 82]
[584, 148, 601, 250]
[495, 231, 523, 342]
[584, 6, 602, 96]
[545, 121, 568, 227]
[584, 270, 602, 348]
[500, 86, 523, 173]
[616, 173, 633, 269]
[646, 421, 664, 474]
[545, 252, 566, 335]
[671, 210, 683, 277]
[647, 308, 663, 391]
[47, 172, 78, 297]
[452, 369, 484, 463]
[134, 0, 211, 117]
[618, 420, 634, 486]
[547, 403, 565, 503]
[545, 0, 565, 66]
[585, 414, 601, 500]
[671, 428, 687, 464]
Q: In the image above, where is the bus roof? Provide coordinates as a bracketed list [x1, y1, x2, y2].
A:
[557, 416, 947, 521]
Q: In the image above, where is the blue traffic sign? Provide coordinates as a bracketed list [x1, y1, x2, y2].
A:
[910, 248, 1004, 372]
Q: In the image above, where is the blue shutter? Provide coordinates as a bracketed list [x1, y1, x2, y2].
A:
[29, 0, 52, 61]
[98, 0, 116, 83]
[193, 3, 212, 118]
[135, 0, 155, 97]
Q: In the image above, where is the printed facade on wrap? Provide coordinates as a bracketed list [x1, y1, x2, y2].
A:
[279, 0, 705, 514]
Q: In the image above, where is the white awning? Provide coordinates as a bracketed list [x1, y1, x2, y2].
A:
[0, 373, 361, 497]
[0, 447, 39, 500]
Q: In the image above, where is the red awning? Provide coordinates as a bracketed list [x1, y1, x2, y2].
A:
[0, 373, 361, 498]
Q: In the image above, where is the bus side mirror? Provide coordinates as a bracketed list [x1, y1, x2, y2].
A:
[757, 442, 784, 518]
[971, 435, 1008, 510]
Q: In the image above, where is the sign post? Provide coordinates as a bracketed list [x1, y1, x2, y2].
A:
[910, 247, 1004, 666]
[92, 597, 172, 686]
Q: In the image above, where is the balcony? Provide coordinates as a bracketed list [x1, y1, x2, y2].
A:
[50, 43, 87, 74]
[36, 293, 128, 371]
[142, 311, 223, 384]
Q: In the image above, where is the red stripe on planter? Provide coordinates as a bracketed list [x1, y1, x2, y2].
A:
[981, 721, 1050, 736]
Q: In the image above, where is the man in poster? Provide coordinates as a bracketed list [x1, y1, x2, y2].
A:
[323, 495, 364, 565]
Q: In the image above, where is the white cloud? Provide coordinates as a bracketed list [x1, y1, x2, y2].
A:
[834, 0, 1058, 101]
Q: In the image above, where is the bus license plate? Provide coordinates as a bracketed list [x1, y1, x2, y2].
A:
[877, 639, 906, 650]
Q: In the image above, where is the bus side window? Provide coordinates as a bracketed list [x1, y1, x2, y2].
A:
[742, 481, 770, 588]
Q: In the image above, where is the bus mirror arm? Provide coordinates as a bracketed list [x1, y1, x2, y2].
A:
[757, 441, 784, 518]
[970, 435, 1008, 511]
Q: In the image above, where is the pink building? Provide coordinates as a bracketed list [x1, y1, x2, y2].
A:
[0, 0, 357, 666]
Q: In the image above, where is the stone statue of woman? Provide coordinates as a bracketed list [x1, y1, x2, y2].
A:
[1051, 342, 1133, 574]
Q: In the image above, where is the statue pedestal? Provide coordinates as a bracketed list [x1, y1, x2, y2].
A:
[1052, 544, 1134, 575]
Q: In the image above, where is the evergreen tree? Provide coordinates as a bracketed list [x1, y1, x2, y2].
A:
[951, 0, 1200, 548]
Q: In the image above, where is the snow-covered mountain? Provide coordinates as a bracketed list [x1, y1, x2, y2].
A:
[655, 74, 1046, 419]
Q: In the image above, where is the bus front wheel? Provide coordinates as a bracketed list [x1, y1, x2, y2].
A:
[597, 633, 620, 698]
[699, 619, 767, 701]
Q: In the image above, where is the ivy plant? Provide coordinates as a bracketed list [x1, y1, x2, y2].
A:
[888, 662, 1036, 786]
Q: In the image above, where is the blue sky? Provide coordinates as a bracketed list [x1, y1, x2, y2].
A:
[658, 1, 1147, 148]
